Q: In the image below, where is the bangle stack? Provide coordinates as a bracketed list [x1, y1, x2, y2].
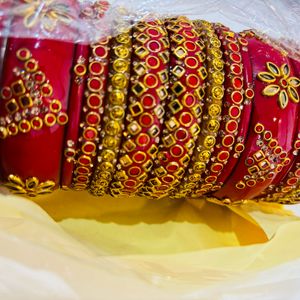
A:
[1, 16, 300, 205]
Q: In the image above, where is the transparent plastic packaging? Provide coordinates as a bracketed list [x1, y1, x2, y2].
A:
[0, 0, 300, 299]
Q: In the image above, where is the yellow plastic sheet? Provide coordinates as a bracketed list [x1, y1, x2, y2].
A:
[1, 190, 300, 299]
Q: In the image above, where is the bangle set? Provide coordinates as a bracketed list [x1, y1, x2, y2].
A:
[1, 17, 300, 205]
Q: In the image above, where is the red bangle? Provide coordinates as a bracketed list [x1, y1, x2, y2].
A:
[89, 29, 132, 196]
[110, 19, 170, 196]
[70, 38, 110, 191]
[172, 20, 224, 198]
[211, 34, 254, 199]
[191, 25, 245, 197]
[60, 44, 90, 189]
[214, 36, 299, 203]
[256, 54, 300, 203]
[141, 17, 206, 199]
[0, 37, 74, 196]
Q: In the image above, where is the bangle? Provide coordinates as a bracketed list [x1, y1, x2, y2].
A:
[0, 37, 74, 196]
[214, 36, 299, 203]
[173, 20, 224, 198]
[141, 16, 206, 199]
[71, 38, 110, 190]
[190, 24, 245, 197]
[61, 44, 90, 189]
[89, 29, 132, 196]
[110, 19, 170, 196]
[212, 35, 254, 199]
[256, 56, 300, 203]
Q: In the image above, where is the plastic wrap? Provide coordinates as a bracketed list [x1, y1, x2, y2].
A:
[0, 0, 300, 299]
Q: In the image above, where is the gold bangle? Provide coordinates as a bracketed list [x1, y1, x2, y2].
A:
[88, 28, 132, 196]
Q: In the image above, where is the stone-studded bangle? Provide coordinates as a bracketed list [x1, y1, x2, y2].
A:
[70, 38, 110, 191]
[109, 19, 170, 197]
[89, 29, 132, 196]
[214, 36, 300, 203]
[174, 20, 224, 198]
[255, 55, 300, 203]
[140, 16, 206, 199]
[212, 34, 254, 201]
[0, 37, 74, 196]
[189, 25, 245, 197]
[60, 44, 90, 189]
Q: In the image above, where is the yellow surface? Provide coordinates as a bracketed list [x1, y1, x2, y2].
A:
[1, 190, 300, 298]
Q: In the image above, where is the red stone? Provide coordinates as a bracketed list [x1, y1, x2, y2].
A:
[222, 135, 234, 146]
[83, 143, 95, 153]
[166, 164, 178, 172]
[133, 152, 146, 162]
[65, 150, 75, 157]
[86, 113, 100, 125]
[279, 152, 287, 159]
[147, 56, 160, 68]
[84, 129, 96, 140]
[264, 131, 272, 140]
[9, 125, 17, 133]
[175, 128, 188, 141]
[184, 41, 196, 51]
[211, 163, 223, 173]
[274, 147, 282, 155]
[42, 86, 51, 95]
[233, 77, 243, 89]
[185, 57, 198, 68]
[46, 116, 55, 124]
[245, 89, 254, 99]
[147, 28, 160, 37]
[231, 53, 242, 63]
[246, 157, 254, 166]
[231, 91, 243, 104]
[287, 177, 298, 185]
[129, 167, 141, 176]
[89, 78, 102, 90]
[34, 73, 43, 81]
[145, 74, 158, 87]
[137, 133, 150, 146]
[235, 144, 244, 152]
[94, 46, 106, 58]
[58, 114, 68, 124]
[142, 95, 155, 108]
[183, 95, 195, 107]
[52, 103, 59, 110]
[124, 179, 136, 187]
[295, 168, 300, 177]
[27, 61, 35, 70]
[140, 114, 153, 127]
[2, 87, 11, 98]
[183, 30, 194, 37]
[226, 120, 238, 133]
[218, 151, 229, 162]
[162, 175, 174, 183]
[171, 145, 184, 157]
[228, 43, 239, 52]
[78, 156, 90, 165]
[229, 106, 240, 118]
[32, 120, 40, 127]
[247, 179, 256, 186]
[187, 74, 199, 87]
[147, 41, 161, 52]
[294, 140, 300, 149]
[206, 176, 216, 183]
[231, 63, 242, 75]
[78, 167, 89, 174]
[88, 94, 101, 108]
[181, 112, 193, 125]
[90, 62, 102, 74]
[77, 176, 88, 183]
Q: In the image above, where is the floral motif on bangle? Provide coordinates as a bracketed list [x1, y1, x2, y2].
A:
[4, 174, 55, 197]
[257, 62, 300, 109]
[22, 0, 73, 32]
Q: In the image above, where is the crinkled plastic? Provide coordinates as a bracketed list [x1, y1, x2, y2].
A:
[1, 0, 300, 299]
